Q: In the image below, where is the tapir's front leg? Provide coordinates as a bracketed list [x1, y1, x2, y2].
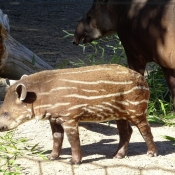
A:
[114, 119, 133, 158]
[49, 121, 64, 160]
[62, 120, 82, 164]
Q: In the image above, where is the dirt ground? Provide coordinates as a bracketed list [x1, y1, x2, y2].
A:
[14, 120, 175, 175]
[0, 1, 175, 175]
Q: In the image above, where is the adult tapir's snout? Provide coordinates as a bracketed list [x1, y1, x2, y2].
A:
[73, 21, 86, 45]
[73, 15, 102, 45]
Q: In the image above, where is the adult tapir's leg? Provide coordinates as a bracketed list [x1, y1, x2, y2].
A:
[127, 55, 147, 76]
[49, 121, 64, 160]
[161, 67, 175, 110]
[113, 55, 147, 158]
[62, 120, 82, 164]
[114, 119, 133, 158]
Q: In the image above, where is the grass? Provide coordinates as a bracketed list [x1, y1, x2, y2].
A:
[163, 135, 175, 145]
[0, 130, 48, 175]
[146, 65, 175, 126]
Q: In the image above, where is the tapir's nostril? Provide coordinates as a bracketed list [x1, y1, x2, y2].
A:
[0, 125, 7, 131]
[73, 37, 78, 45]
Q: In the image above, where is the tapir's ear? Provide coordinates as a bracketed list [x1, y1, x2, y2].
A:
[15, 84, 27, 101]
[20, 74, 28, 80]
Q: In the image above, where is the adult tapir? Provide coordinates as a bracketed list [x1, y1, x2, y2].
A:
[73, 0, 175, 160]
[73, 0, 175, 109]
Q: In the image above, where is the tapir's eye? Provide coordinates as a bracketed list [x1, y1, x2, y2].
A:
[87, 16, 92, 23]
[4, 112, 8, 118]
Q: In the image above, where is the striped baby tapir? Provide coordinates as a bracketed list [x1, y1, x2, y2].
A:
[0, 64, 157, 164]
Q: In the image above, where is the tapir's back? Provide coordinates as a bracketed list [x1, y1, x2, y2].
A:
[25, 64, 148, 89]
[24, 64, 149, 100]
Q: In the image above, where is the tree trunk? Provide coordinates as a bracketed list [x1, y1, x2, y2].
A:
[0, 9, 53, 80]
[0, 9, 53, 100]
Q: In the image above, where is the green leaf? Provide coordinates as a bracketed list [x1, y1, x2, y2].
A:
[164, 115, 175, 119]
[91, 41, 98, 45]
[62, 30, 74, 38]
[147, 115, 165, 124]
[159, 99, 166, 115]
[31, 143, 39, 152]
[8, 159, 15, 165]
[32, 55, 35, 65]
[39, 154, 48, 160]
[19, 138, 28, 142]
[163, 135, 175, 142]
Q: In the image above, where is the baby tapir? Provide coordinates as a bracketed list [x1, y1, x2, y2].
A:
[0, 64, 157, 164]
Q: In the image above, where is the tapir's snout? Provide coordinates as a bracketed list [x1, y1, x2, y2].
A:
[73, 17, 102, 45]
[73, 35, 80, 45]
[0, 124, 7, 132]
[73, 21, 86, 45]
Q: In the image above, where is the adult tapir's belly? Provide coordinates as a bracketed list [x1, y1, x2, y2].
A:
[155, 30, 175, 69]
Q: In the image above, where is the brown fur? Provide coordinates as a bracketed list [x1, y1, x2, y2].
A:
[0, 64, 157, 164]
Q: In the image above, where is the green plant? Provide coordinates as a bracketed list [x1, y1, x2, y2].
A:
[0, 130, 47, 175]
[57, 59, 68, 69]
[146, 64, 174, 125]
[63, 30, 127, 67]
[163, 135, 175, 146]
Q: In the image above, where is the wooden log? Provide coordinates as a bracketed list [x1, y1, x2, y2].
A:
[0, 9, 53, 80]
[0, 9, 53, 100]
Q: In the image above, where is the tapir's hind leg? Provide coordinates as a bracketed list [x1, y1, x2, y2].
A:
[48, 121, 64, 160]
[62, 120, 82, 164]
[114, 119, 133, 159]
[133, 116, 157, 157]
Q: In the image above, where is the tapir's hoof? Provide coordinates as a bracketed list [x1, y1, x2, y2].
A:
[47, 154, 59, 161]
[113, 152, 126, 159]
[68, 159, 82, 165]
[113, 152, 125, 159]
[147, 150, 157, 157]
